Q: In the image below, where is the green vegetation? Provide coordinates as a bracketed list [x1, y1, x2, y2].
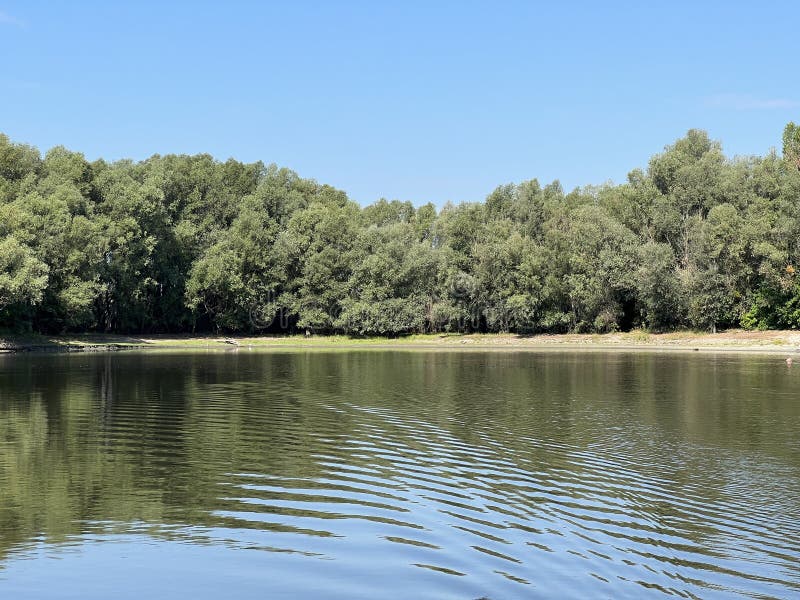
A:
[2, 124, 800, 335]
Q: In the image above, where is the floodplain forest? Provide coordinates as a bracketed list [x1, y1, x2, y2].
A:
[2, 123, 800, 336]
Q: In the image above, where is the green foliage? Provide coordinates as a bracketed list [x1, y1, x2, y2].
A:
[0, 236, 49, 314]
[635, 242, 683, 330]
[783, 122, 800, 171]
[2, 125, 800, 334]
[741, 277, 800, 330]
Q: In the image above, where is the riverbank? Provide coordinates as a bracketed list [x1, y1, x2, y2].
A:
[2, 330, 800, 355]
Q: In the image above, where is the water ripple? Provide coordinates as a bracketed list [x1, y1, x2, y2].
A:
[0, 351, 798, 599]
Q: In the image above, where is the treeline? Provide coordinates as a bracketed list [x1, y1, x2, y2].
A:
[2, 125, 800, 335]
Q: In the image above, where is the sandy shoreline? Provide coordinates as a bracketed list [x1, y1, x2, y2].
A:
[2, 330, 800, 355]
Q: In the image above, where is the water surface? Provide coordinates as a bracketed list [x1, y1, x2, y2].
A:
[0, 350, 798, 599]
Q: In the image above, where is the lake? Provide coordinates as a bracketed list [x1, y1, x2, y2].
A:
[0, 350, 798, 599]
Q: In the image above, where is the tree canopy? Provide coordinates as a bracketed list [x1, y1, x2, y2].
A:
[2, 126, 800, 335]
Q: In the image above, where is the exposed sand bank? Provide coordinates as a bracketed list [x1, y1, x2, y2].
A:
[2, 330, 800, 355]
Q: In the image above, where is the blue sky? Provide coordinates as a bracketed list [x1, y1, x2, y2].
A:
[1, 1, 798, 206]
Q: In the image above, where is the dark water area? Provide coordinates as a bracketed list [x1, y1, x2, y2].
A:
[0, 350, 798, 599]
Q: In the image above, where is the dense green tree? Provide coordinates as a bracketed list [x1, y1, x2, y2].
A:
[634, 242, 684, 330]
[543, 204, 638, 332]
[783, 122, 800, 171]
[0, 236, 49, 321]
[279, 188, 361, 332]
[2, 124, 800, 335]
[338, 221, 439, 335]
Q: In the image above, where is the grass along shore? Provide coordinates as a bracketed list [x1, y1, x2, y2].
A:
[2, 330, 800, 355]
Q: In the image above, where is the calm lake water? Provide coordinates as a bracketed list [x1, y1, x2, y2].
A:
[0, 350, 799, 599]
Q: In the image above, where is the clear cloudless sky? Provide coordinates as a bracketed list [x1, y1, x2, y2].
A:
[1, 1, 799, 206]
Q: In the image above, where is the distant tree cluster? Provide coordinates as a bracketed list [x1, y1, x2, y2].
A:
[2, 125, 800, 335]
